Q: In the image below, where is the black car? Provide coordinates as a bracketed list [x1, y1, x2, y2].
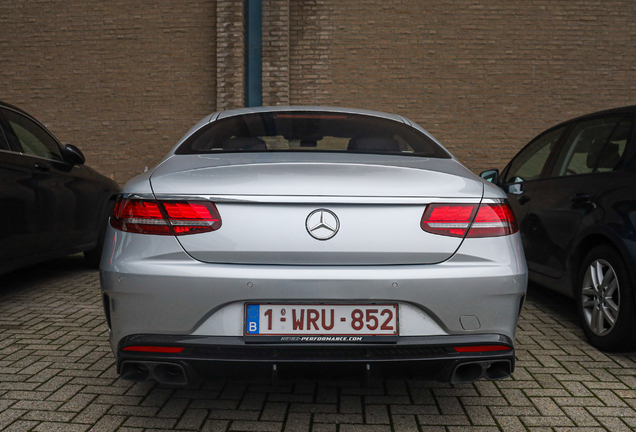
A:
[0, 101, 119, 275]
[481, 106, 636, 351]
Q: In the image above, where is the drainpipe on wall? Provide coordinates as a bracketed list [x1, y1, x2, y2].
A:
[245, 0, 262, 107]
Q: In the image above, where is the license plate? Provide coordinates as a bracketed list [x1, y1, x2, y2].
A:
[244, 304, 398, 336]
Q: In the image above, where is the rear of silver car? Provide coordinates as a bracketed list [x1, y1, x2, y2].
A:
[100, 108, 526, 385]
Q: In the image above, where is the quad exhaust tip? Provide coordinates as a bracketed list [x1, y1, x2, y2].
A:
[121, 361, 188, 385]
[450, 360, 512, 384]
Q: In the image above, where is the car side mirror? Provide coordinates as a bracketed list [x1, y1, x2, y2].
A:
[63, 144, 86, 165]
[480, 169, 499, 184]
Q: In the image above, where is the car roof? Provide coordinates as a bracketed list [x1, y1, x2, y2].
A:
[551, 105, 636, 129]
[215, 105, 407, 123]
[0, 100, 32, 117]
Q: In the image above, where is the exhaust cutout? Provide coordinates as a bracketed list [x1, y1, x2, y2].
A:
[120, 361, 188, 385]
[450, 360, 512, 384]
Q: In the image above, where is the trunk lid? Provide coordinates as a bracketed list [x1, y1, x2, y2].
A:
[150, 154, 484, 265]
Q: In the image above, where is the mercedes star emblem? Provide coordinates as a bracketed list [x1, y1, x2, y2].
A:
[306, 209, 340, 240]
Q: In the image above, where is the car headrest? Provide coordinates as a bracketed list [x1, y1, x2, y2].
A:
[589, 142, 621, 169]
[223, 137, 267, 151]
[347, 136, 400, 152]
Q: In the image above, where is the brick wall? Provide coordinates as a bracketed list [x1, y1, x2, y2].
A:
[216, 0, 245, 110]
[287, 0, 636, 173]
[262, 0, 290, 106]
[0, 0, 216, 185]
[2, 1, 636, 181]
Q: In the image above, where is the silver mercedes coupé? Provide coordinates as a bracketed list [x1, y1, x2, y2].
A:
[100, 106, 527, 385]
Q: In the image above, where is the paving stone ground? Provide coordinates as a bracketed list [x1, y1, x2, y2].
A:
[1, 256, 636, 431]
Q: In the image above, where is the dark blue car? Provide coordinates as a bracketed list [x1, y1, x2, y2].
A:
[482, 106, 636, 351]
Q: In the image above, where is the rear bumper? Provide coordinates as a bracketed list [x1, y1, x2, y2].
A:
[101, 227, 527, 353]
[117, 333, 515, 384]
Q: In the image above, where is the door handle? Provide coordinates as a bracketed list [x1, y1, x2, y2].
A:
[570, 193, 590, 203]
[517, 195, 530, 205]
[34, 163, 49, 172]
[571, 193, 595, 209]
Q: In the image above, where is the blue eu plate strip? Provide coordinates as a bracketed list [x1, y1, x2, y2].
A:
[246, 305, 260, 334]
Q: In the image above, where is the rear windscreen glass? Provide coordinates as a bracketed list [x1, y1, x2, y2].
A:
[176, 112, 451, 158]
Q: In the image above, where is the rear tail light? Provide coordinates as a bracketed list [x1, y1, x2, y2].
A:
[469, 203, 518, 238]
[421, 203, 517, 238]
[420, 204, 476, 237]
[110, 197, 222, 235]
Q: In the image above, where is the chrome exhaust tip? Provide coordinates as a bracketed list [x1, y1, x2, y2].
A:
[120, 361, 188, 385]
[450, 360, 511, 384]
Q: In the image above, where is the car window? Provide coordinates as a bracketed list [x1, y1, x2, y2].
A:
[176, 112, 451, 159]
[551, 117, 622, 177]
[0, 124, 9, 151]
[0, 108, 63, 161]
[504, 126, 566, 184]
[595, 118, 633, 173]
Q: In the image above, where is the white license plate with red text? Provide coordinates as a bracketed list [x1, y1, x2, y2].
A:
[245, 304, 398, 336]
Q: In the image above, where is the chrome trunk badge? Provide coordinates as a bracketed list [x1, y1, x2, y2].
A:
[306, 209, 339, 240]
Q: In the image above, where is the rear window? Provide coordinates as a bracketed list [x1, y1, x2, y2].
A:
[176, 112, 451, 158]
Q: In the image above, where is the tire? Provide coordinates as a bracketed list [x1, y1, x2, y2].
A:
[84, 201, 114, 269]
[575, 244, 636, 352]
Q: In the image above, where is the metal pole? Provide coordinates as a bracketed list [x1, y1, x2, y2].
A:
[245, 0, 262, 107]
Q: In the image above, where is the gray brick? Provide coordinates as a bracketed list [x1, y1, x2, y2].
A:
[339, 426, 391, 432]
[284, 412, 311, 432]
[123, 416, 178, 429]
[465, 406, 496, 426]
[230, 420, 283, 431]
[391, 414, 419, 431]
[157, 398, 189, 418]
[239, 392, 266, 410]
[32, 423, 89, 432]
[201, 420, 231, 432]
[3, 420, 40, 431]
[418, 414, 470, 425]
[72, 403, 110, 424]
[176, 408, 208, 430]
[364, 404, 389, 424]
[260, 402, 287, 421]
[209, 409, 260, 420]
[495, 416, 526, 432]
[339, 396, 362, 414]
[0, 410, 27, 429]
[89, 415, 125, 432]
[313, 413, 364, 424]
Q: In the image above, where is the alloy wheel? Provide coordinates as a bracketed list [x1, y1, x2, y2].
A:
[581, 259, 620, 336]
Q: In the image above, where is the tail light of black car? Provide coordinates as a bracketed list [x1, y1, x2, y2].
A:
[421, 203, 518, 238]
[110, 197, 222, 235]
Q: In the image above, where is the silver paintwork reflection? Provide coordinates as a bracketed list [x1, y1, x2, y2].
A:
[175, 203, 465, 265]
[149, 156, 485, 198]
